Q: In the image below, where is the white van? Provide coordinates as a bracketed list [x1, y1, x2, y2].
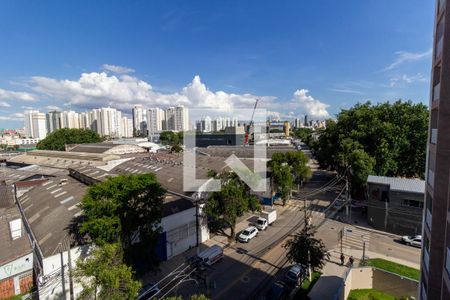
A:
[197, 245, 224, 265]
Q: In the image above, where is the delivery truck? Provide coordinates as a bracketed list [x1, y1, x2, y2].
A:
[256, 208, 277, 230]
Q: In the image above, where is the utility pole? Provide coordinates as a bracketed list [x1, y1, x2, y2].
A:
[59, 243, 67, 300]
[66, 239, 74, 300]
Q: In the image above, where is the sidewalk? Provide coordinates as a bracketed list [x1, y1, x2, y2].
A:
[142, 201, 293, 285]
[308, 247, 420, 300]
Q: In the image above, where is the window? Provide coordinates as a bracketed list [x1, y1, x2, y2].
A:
[402, 199, 424, 208]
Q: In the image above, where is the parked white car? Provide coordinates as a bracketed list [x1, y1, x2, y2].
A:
[401, 235, 422, 248]
[238, 226, 259, 243]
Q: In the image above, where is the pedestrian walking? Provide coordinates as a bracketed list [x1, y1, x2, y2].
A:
[349, 256, 354, 267]
[340, 253, 345, 265]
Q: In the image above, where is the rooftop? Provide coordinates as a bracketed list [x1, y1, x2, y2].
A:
[367, 175, 425, 194]
[0, 181, 32, 265]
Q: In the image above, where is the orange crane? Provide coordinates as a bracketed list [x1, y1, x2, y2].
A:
[244, 99, 259, 145]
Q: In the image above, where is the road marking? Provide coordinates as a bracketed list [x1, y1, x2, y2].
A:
[54, 191, 67, 198]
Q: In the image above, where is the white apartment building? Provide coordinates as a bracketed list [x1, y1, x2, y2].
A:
[132, 104, 147, 135]
[62, 111, 80, 129]
[24, 110, 47, 139]
[46, 111, 62, 133]
[175, 105, 189, 131]
[147, 108, 166, 134]
[121, 117, 133, 138]
[202, 116, 212, 133]
[89, 109, 102, 134]
[99, 107, 122, 138]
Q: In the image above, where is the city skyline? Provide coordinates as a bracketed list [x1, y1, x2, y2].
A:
[0, 1, 434, 129]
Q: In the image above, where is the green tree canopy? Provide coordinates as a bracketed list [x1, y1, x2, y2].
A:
[269, 151, 312, 205]
[205, 172, 261, 238]
[36, 128, 102, 151]
[74, 243, 141, 300]
[160, 131, 183, 145]
[312, 100, 428, 185]
[284, 226, 329, 274]
[79, 174, 166, 271]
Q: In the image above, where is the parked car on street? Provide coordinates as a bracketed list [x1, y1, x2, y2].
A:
[284, 264, 304, 286]
[136, 283, 159, 300]
[238, 226, 258, 243]
[197, 245, 223, 265]
[265, 281, 288, 300]
[401, 235, 422, 248]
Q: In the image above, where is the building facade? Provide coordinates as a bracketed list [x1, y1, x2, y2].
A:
[147, 108, 166, 134]
[420, 1, 450, 299]
[132, 104, 147, 135]
[366, 176, 425, 236]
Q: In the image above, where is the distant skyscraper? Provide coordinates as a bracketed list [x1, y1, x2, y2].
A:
[100, 107, 121, 137]
[62, 110, 80, 129]
[304, 115, 308, 127]
[294, 118, 301, 128]
[175, 105, 189, 131]
[132, 104, 147, 135]
[24, 110, 47, 139]
[121, 117, 133, 138]
[147, 108, 165, 133]
[165, 107, 176, 131]
[201, 116, 212, 133]
[46, 111, 62, 133]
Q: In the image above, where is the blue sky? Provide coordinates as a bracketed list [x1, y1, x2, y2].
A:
[0, 0, 434, 128]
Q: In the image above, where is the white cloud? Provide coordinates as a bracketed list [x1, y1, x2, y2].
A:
[0, 112, 24, 121]
[384, 50, 432, 71]
[329, 88, 363, 95]
[389, 73, 428, 87]
[289, 89, 330, 118]
[46, 105, 62, 111]
[29, 72, 275, 112]
[102, 64, 135, 74]
[0, 101, 11, 108]
[0, 88, 36, 102]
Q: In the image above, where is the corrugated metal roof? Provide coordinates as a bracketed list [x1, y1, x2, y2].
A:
[367, 175, 425, 194]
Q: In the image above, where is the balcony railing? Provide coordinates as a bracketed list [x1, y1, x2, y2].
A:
[433, 82, 440, 101]
[424, 247, 430, 272]
[428, 169, 435, 188]
[431, 128, 438, 144]
[436, 37, 444, 60]
[426, 209, 432, 230]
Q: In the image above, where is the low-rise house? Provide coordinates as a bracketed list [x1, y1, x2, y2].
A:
[0, 181, 33, 299]
[366, 175, 425, 235]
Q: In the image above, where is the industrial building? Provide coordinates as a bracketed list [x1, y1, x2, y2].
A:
[366, 175, 425, 235]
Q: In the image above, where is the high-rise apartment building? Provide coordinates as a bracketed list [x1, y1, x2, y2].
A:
[420, 1, 450, 299]
[201, 116, 212, 133]
[165, 107, 176, 131]
[46, 111, 62, 133]
[147, 108, 166, 134]
[62, 110, 80, 129]
[175, 105, 189, 131]
[100, 107, 121, 138]
[132, 104, 147, 136]
[121, 117, 133, 138]
[24, 110, 46, 139]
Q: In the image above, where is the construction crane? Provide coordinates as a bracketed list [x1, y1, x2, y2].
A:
[244, 99, 259, 145]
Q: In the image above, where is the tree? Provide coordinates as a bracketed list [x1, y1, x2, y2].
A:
[269, 151, 311, 205]
[348, 149, 376, 189]
[160, 131, 183, 146]
[270, 161, 293, 206]
[205, 172, 261, 238]
[37, 128, 102, 151]
[312, 100, 428, 187]
[79, 174, 166, 271]
[74, 243, 141, 300]
[284, 226, 329, 275]
[170, 144, 183, 153]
